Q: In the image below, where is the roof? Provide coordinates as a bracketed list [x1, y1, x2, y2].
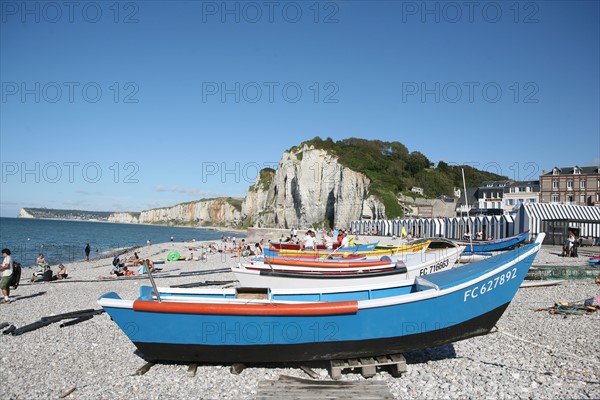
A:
[455, 187, 478, 208]
[506, 180, 539, 187]
[542, 166, 600, 176]
[523, 203, 600, 222]
[478, 180, 513, 189]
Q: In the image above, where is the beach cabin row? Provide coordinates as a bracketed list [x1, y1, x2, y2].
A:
[352, 203, 600, 244]
[350, 215, 515, 241]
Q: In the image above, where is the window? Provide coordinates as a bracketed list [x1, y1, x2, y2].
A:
[553, 168, 559, 175]
[567, 180, 573, 190]
[597, 193, 600, 202]
[551, 194, 559, 203]
[574, 167, 580, 174]
[510, 187, 515, 193]
[580, 180, 586, 189]
[580, 194, 586, 204]
[553, 180, 559, 189]
[567, 195, 574, 203]
[519, 187, 525, 193]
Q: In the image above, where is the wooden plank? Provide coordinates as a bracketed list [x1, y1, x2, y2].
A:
[59, 387, 76, 398]
[187, 363, 197, 377]
[134, 362, 155, 376]
[299, 366, 320, 379]
[256, 379, 394, 399]
[360, 365, 376, 378]
[230, 363, 246, 374]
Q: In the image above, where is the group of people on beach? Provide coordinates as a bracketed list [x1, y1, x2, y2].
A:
[30, 254, 68, 282]
[108, 253, 155, 277]
[282, 228, 355, 250]
[217, 236, 264, 258]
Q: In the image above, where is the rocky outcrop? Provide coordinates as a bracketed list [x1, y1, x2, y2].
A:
[17, 209, 35, 218]
[105, 199, 244, 226]
[137, 198, 242, 226]
[241, 145, 386, 229]
[107, 212, 140, 224]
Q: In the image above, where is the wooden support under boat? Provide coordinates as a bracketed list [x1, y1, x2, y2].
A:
[329, 354, 407, 379]
[187, 364, 198, 377]
[134, 362, 155, 376]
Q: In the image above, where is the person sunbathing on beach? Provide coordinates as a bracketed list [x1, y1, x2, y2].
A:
[37, 254, 48, 267]
[127, 252, 141, 266]
[57, 264, 68, 279]
[137, 260, 154, 274]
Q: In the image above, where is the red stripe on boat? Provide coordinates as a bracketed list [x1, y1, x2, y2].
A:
[264, 258, 391, 268]
[132, 300, 359, 316]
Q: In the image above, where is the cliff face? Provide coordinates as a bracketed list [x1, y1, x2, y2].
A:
[107, 213, 140, 224]
[242, 145, 386, 229]
[17, 209, 35, 218]
[107, 199, 242, 226]
[137, 198, 242, 226]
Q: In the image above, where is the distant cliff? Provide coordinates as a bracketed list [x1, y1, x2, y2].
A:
[19, 197, 243, 227]
[18, 208, 114, 221]
[136, 198, 242, 226]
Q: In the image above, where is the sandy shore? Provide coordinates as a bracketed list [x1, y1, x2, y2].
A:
[0, 239, 598, 399]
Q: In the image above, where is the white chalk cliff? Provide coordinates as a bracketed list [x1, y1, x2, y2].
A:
[108, 198, 242, 226]
[241, 145, 386, 228]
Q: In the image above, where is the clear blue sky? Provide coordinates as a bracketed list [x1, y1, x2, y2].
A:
[1, 0, 599, 217]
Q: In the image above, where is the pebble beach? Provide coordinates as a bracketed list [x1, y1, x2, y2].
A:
[1, 238, 599, 400]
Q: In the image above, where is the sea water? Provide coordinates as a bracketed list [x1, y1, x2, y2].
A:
[0, 217, 244, 267]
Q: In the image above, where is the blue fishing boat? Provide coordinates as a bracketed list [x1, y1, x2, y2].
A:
[97, 234, 544, 363]
[458, 230, 530, 253]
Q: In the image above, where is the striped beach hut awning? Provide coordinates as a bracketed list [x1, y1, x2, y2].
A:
[520, 203, 600, 238]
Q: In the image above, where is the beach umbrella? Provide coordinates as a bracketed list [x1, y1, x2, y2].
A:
[167, 251, 181, 261]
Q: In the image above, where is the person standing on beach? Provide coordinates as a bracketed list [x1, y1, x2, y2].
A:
[0, 249, 14, 304]
[85, 243, 91, 262]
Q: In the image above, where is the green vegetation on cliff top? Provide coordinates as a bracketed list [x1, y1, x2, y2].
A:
[291, 137, 506, 218]
[248, 168, 276, 192]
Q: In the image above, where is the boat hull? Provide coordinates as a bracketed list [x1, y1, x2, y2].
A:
[458, 231, 529, 253]
[131, 302, 508, 363]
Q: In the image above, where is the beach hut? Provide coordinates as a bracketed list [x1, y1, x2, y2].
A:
[515, 203, 600, 245]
